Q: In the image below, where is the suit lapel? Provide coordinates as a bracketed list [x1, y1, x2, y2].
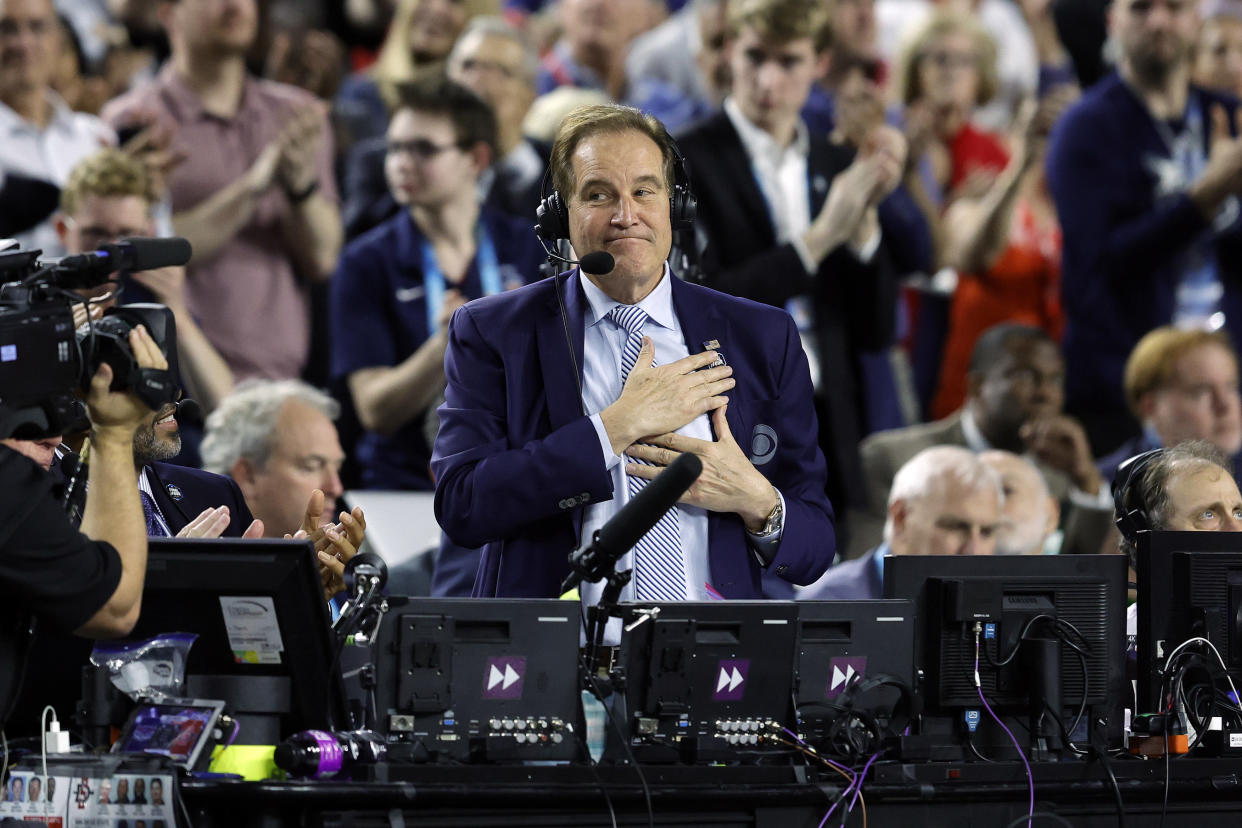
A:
[535, 272, 587, 431]
[670, 278, 746, 441]
[711, 115, 781, 245]
[145, 463, 190, 534]
[534, 272, 589, 543]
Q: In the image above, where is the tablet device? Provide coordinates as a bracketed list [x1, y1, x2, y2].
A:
[111, 698, 226, 771]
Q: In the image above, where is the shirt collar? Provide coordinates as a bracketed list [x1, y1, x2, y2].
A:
[580, 262, 676, 331]
[723, 95, 810, 162]
[157, 62, 257, 122]
[0, 89, 77, 135]
[960, 405, 993, 453]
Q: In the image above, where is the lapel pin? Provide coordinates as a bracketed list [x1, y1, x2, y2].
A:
[701, 340, 726, 368]
[166, 484, 183, 502]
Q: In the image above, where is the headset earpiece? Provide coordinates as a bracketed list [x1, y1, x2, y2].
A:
[1112, 449, 1165, 545]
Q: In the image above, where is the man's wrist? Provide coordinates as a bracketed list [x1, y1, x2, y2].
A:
[741, 484, 781, 532]
[89, 425, 137, 449]
[599, 404, 637, 457]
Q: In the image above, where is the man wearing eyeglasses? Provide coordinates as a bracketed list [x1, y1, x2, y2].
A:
[330, 76, 544, 491]
[0, 0, 114, 257]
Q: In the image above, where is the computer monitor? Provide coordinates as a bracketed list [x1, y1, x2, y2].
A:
[885, 554, 1128, 759]
[371, 597, 581, 764]
[124, 538, 348, 744]
[1135, 530, 1242, 714]
[795, 600, 916, 749]
[615, 600, 799, 764]
[1170, 548, 1242, 684]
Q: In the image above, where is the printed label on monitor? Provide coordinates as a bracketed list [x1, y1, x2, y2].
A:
[713, 659, 750, 701]
[482, 656, 526, 700]
[826, 656, 867, 699]
[219, 596, 284, 664]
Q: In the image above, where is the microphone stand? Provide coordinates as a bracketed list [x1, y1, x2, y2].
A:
[583, 561, 632, 689]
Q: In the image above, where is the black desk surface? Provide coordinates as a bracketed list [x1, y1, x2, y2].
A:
[177, 758, 1242, 827]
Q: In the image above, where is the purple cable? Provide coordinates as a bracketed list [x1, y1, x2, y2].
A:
[848, 751, 882, 811]
[976, 640, 1034, 828]
[783, 726, 858, 828]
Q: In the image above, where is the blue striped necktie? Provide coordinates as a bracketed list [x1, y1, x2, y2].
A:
[608, 304, 686, 601]
[140, 489, 170, 538]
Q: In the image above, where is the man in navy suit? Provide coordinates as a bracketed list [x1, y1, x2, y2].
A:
[800, 446, 1003, 601]
[432, 103, 835, 601]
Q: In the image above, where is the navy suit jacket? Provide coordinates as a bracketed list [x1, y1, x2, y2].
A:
[145, 461, 254, 537]
[431, 271, 836, 598]
[799, 547, 883, 601]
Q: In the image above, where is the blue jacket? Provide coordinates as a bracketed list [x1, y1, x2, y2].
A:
[431, 271, 837, 598]
[1047, 74, 1242, 428]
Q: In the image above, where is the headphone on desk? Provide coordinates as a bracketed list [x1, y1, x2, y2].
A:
[534, 131, 698, 245]
[1112, 448, 1166, 546]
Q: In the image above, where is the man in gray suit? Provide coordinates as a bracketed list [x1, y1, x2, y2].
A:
[800, 446, 1003, 600]
[847, 324, 1111, 558]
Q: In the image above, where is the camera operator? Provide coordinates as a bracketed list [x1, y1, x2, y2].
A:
[0, 324, 168, 728]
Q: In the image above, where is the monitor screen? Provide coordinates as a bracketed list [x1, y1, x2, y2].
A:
[885, 554, 1128, 759]
[126, 538, 348, 743]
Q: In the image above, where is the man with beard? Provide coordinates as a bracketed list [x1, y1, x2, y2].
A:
[1047, 0, 1242, 455]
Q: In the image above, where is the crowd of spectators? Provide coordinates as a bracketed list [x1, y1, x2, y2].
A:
[6, 0, 1242, 594]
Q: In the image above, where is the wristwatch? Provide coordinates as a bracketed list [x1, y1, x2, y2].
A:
[749, 490, 784, 536]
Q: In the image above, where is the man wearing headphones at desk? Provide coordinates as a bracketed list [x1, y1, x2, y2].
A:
[432, 103, 836, 607]
[1114, 439, 1242, 635]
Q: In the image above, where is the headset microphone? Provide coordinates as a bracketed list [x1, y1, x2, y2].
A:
[535, 238, 615, 276]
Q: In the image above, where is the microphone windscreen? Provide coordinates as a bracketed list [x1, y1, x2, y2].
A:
[579, 251, 615, 275]
[174, 398, 203, 426]
[120, 237, 193, 270]
[595, 452, 702, 557]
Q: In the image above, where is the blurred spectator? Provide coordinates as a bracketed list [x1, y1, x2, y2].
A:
[878, 0, 1040, 133]
[56, 149, 233, 417]
[979, 449, 1060, 555]
[342, 15, 544, 239]
[1193, 1, 1242, 98]
[536, 0, 664, 101]
[677, 0, 905, 542]
[201, 379, 354, 539]
[896, 10, 1007, 206]
[102, 0, 342, 382]
[0, 0, 115, 256]
[799, 445, 1002, 600]
[522, 84, 610, 144]
[259, 23, 347, 102]
[331, 77, 543, 490]
[802, 0, 881, 135]
[335, 0, 498, 150]
[625, 0, 731, 128]
[853, 324, 1112, 558]
[1099, 327, 1242, 481]
[1047, 0, 1242, 456]
[931, 87, 1077, 419]
[448, 17, 542, 217]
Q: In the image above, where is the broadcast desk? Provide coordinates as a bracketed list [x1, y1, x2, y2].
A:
[178, 758, 1242, 827]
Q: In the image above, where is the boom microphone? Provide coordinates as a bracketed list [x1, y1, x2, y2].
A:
[561, 451, 703, 594]
[536, 237, 615, 276]
[58, 237, 193, 275]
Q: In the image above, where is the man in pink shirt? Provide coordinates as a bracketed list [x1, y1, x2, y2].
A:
[102, 0, 342, 381]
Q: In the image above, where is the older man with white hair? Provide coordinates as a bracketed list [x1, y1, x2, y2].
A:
[799, 445, 1003, 600]
[201, 379, 359, 541]
[979, 450, 1061, 555]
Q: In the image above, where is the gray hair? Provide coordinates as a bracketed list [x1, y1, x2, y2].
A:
[448, 16, 539, 84]
[200, 379, 340, 475]
[882, 445, 1005, 544]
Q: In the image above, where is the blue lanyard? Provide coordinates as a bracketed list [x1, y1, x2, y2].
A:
[420, 222, 501, 336]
